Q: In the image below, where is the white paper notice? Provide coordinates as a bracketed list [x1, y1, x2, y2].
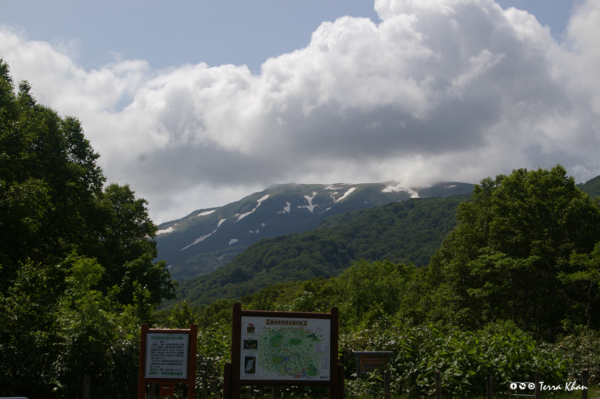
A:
[145, 333, 189, 379]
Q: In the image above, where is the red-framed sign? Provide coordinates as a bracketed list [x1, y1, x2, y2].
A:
[353, 351, 393, 376]
[137, 323, 197, 399]
[224, 303, 344, 399]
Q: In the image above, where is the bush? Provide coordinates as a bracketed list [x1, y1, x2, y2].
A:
[340, 320, 570, 397]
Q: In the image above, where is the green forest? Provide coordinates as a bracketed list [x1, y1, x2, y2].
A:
[2, 59, 600, 399]
[173, 194, 467, 306]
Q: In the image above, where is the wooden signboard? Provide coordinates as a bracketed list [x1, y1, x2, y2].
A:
[224, 303, 344, 399]
[137, 324, 197, 399]
[353, 351, 393, 376]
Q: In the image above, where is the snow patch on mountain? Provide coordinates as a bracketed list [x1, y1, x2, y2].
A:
[298, 192, 318, 213]
[194, 210, 216, 217]
[157, 225, 176, 235]
[382, 183, 420, 198]
[181, 233, 213, 251]
[229, 239, 239, 245]
[325, 184, 344, 190]
[448, 185, 457, 188]
[278, 202, 292, 214]
[335, 187, 356, 203]
[236, 195, 270, 222]
[180, 218, 227, 251]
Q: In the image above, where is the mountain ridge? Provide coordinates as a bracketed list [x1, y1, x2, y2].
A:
[155, 181, 474, 280]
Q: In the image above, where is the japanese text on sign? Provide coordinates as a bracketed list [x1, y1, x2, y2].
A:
[145, 333, 189, 379]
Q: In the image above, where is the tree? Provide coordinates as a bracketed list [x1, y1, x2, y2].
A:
[0, 58, 175, 397]
[435, 166, 600, 338]
[561, 242, 600, 333]
[0, 58, 174, 305]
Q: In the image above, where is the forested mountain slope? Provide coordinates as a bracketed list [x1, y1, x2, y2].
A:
[156, 182, 473, 280]
[578, 175, 600, 198]
[173, 194, 468, 306]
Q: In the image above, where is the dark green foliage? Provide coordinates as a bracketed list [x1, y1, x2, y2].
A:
[0, 257, 142, 399]
[174, 195, 466, 306]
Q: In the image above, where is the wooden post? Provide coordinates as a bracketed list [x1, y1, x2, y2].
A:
[582, 369, 589, 399]
[272, 386, 280, 399]
[384, 371, 390, 399]
[231, 303, 242, 399]
[223, 362, 232, 399]
[138, 323, 149, 399]
[149, 383, 156, 399]
[435, 371, 442, 399]
[535, 373, 541, 399]
[338, 364, 345, 399]
[83, 375, 90, 399]
[188, 324, 197, 399]
[486, 374, 493, 399]
[330, 307, 340, 399]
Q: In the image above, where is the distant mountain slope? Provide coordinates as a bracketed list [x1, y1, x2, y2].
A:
[172, 194, 469, 306]
[578, 175, 600, 198]
[156, 182, 473, 281]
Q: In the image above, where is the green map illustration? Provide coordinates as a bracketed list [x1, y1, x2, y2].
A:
[257, 325, 328, 379]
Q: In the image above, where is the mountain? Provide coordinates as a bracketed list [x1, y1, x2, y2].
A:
[171, 194, 468, 307]
[578, 175, 600, 199]
[155, 182, 474, 281]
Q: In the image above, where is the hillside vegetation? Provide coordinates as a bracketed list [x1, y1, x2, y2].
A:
[579, 175, 600, 198]
[173, 195, 467, 306]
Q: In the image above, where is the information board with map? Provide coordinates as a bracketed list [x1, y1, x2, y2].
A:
[239, 316, 331, 381]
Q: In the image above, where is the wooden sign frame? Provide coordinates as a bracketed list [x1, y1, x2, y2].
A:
[137, 323, 197, 399]
[224, 303, 344, 399]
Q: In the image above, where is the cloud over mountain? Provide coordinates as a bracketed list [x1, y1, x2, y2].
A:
[2, 0, 600, 223]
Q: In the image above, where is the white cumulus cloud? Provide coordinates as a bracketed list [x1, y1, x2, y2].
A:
[2, 0, 600, 223]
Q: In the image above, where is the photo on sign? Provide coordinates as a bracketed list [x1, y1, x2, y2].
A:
[243, 353, 258, 378]
[243, 322, 260, 335]
[244, 338, 258, 350]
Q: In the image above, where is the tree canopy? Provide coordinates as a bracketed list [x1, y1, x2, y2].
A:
[434, 165, 600, 338]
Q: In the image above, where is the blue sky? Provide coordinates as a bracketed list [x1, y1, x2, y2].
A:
[2, 0, 599, 223]
[3, 0, 574, 73]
